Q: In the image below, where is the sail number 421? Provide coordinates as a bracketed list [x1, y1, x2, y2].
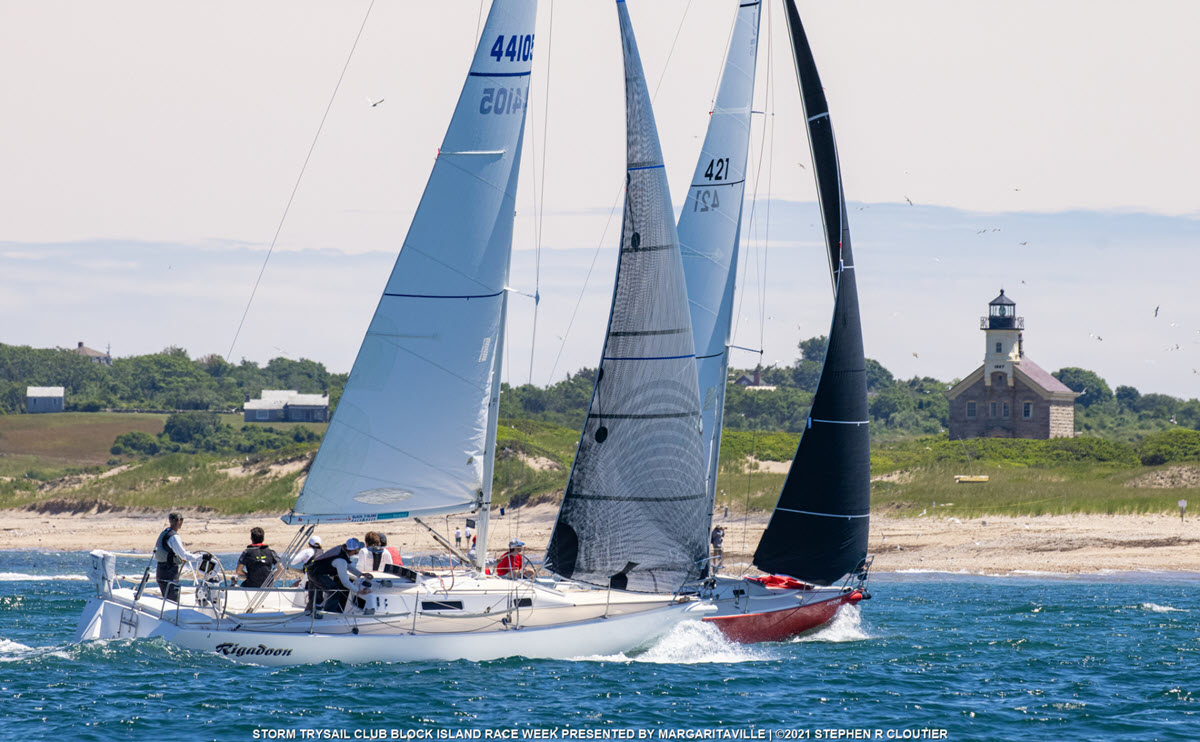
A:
[490, 35, 534, 62]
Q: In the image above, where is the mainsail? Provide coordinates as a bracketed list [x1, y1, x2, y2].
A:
[678, 0, 762, 519]
[752, 1, 870, 585]
[543, 0, 708, 593]
[285, 0, 538, 525]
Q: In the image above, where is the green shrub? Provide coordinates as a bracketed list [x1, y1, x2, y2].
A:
[1137, 428, 1200, 466]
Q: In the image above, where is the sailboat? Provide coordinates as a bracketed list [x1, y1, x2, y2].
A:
[543, 0, 710, 595]
[682, 0, 870, 644]
[75, 0, 710, 665]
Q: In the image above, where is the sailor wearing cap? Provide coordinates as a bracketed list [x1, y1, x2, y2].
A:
[496, 538, 528, 579]
[306, 537, 370, 613]
[290, 534, 324, 612]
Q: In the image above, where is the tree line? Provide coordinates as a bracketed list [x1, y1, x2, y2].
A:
[0, 344, 346, 414]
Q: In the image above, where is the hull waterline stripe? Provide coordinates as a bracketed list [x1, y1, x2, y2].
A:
[383, 291, 503, 300]
[775, 507, 870, 519]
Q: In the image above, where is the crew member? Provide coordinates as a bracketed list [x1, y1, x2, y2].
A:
[290, 534, 323, 612]
[357, 531, 394, 573]
[307, 538, 370, 613]
[235, 526, 280, 588]
[496, 539, 530, 579]
[379, 533, 402, 566]
[710, 525, 726, 572]
[153, 512, 203, 602]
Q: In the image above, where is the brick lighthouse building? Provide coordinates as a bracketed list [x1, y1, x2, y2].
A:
[946, 290, 1078, 439]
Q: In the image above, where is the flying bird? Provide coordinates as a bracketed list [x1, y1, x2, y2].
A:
[367, 97, 385, 107]
[1155, 305, 1160, 317]
[912, 352, 919, 358]
[904, 195, 913, 206]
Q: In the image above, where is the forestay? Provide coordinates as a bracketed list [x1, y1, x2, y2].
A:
[285, 0, 537, 525]
[544, 0, 708, 593]
[753, 1, 870, 585]
[678, 0, 762, 521]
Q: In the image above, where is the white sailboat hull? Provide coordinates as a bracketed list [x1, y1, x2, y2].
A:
[76, 556, 712, 664]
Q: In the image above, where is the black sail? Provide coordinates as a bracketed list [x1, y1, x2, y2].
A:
[752, 1, 870, 585]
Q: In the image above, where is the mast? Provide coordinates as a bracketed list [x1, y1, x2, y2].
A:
[752, 0, 869, 585]
[475, 289, 508, 571]
[543, 0, 708, 593]
[678, 0, 762, 524]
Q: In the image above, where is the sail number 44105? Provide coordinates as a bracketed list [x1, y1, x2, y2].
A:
[490, 34, 534, 62]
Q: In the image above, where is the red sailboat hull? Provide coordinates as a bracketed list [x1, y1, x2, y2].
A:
[704, 588, 864, 644]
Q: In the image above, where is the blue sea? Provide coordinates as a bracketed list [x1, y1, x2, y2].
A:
[1, 551, 1197, 742]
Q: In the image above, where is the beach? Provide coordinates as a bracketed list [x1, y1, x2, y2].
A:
[2, 507, 1197, 575]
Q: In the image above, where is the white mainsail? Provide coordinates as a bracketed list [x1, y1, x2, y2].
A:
[285, 1, 538, 525]
[678, 0, 762, 515]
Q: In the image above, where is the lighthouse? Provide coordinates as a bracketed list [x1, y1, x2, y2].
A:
[946, 290, 1079, 439]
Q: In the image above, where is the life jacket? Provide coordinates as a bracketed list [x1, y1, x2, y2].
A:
[368, 546, 386, 571]
[240, 543, 278, 588]
[307, 546, 351, 582]
[154, 528, 184, 566]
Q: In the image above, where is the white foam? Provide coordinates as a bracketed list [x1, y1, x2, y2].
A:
[0, 572, 87, 581]
[0, 638, 71, 662]
[793, 603, 871, 643]
[574, 620, 770, 664]
[1139, 602, 1186, 613]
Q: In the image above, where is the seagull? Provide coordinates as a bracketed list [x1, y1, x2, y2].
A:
[904, 195, 913, 206]
[1019, 241, 1028, 245]
[367, 97, 385, 107]
[918, 509, 927, 517]
[1155, 305, 1160, 317]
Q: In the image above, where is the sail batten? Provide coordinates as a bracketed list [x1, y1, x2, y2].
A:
[288, 1, 537, 524]
[543, 2, 708, 593]
[752, 1, 870, 585]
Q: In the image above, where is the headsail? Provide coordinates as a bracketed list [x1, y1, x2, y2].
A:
[543, 0, 708, 593]
[285, 0, 538, 525]
[752, 1, 870, 584]
[678, 0, 762, 521]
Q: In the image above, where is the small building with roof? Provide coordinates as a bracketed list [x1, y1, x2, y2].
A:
[27, 386, 65, 414]
[946, 291, 1078, 439]
[72, 341, 112, 366]
[244, 390, 329, 423]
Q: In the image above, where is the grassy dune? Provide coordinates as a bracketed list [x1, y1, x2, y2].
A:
[0, 412, 166, 476]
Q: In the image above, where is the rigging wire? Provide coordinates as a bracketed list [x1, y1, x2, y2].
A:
[528, 0, 556, 385]
[226, 0, 377, 362]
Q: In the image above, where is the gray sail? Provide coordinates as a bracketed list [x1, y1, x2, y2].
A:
[543, 0, 708, 593]
[752, 1, 870, 585]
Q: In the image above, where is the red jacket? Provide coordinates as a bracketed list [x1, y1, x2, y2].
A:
[496, 551, 523, 577]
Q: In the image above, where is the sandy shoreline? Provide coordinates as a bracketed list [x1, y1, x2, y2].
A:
[3, 506, 1198, 576]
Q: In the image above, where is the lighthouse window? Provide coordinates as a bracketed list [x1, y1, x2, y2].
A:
[1003, 402, 1010, 418]
[989, 402, 997, 417]
[995, 342, 1002, 354]
[1024, 402, 1033, 418]
[967, 401, 977, 419]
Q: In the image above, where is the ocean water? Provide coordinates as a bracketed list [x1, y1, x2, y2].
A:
[1, 551, 1197, 741]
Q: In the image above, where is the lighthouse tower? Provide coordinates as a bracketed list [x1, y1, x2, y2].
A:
[983, 289, 1023, 388]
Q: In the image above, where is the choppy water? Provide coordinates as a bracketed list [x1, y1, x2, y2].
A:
[1, 551, 1197, 741]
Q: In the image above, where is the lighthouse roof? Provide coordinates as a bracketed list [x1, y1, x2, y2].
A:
[989, 289, 1016, 306]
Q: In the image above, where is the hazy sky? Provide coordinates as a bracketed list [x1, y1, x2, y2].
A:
[2, 1, 1198, 398]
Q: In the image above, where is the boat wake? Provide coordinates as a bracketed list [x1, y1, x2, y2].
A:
[0, 638, 72, 663]
[793, 604, 871, 643]
[0, 572, 88, 582]
[575, 620, 771, 664]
